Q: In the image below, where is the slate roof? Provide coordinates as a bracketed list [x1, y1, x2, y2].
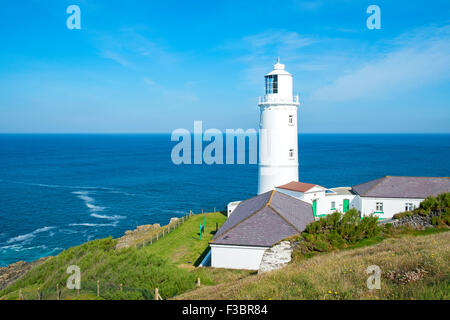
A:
[276, 181, 319, 192]
[211, 191, 314, 247]
[352, 176, 450, 198]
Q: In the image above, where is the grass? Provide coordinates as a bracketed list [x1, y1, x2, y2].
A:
[2, 210, 448, 300]
[175, 231, 450, 300]
[141, 212, 226, 266]
[0, 212, 252, 300]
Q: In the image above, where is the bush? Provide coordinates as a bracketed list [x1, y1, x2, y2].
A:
[300, 209, 381, 253]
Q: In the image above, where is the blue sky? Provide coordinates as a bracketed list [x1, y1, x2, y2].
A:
[0, 0, 449, 133]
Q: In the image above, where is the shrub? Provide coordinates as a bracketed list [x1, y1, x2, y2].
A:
[300, 209, 381, 253]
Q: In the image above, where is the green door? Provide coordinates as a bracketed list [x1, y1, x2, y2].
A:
[343, 199, 350, 213]
[312, 200, 317, 216]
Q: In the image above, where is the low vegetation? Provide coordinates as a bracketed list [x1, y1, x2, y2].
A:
[296, 209, 381, 256]
[176, 231, 450, 300]
[2, 196, 449, 300]
[0, 212, 252, 300]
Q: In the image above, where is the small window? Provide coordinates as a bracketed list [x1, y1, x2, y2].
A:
[288, 115, 294, 125]
[264, 75, 278, 94]
[331, 201, 336, 210]
[375, 202, 383, 212]
[405, 203, 414, 211]
[289, 149, 294, 159]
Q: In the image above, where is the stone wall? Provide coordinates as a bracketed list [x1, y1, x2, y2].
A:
[389, 212, 440, 229]
[258, 241, 293, 274]
[115, 223, 161, 249]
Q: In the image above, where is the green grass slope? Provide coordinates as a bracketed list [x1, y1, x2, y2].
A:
[0, 212, 251, 300]
[175, 231, 450, 300]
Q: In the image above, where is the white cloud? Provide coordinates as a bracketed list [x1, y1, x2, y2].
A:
[310, 25, 450, 102]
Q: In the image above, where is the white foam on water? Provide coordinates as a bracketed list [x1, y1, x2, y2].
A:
[0, 179, 116, 191]
[90, 213, 126, 220]
[6, 226, 56, 244]
[68, 222, 118, 227]
[73, 190, 106, 212]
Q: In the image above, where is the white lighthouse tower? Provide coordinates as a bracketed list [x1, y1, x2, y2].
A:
[257, 58, 300, 194]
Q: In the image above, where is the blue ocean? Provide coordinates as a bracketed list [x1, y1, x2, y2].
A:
[0, 134, 449, 266]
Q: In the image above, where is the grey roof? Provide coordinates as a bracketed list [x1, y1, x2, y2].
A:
[326, 187, 354, 196]
[352, 176, 450, 198]
[211, 191, 314, 247]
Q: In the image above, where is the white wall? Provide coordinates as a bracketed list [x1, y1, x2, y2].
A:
[227, 201, 241, 216]
[360, 197, 423, 219]
[276, 186, 357, 217]
[318, 194, 358, 216]
[210, 244, 269, 270]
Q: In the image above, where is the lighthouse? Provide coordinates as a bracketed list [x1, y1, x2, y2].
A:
[257, 58, 300, 194]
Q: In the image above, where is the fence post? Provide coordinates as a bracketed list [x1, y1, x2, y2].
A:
[214, 207, 216, 212]
[197, 277, 201, 287]
[37, 287, 41, 300]
[97, 280, 100, 297]
[154, 288, 159, 300]
[56, 283, 60, 300]
[157, 232, 159, 241]
[18, 289, 24, 300]
[120, 284, 123, 292]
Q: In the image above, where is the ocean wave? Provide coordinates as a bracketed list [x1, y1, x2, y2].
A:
[68, 222, 118, 227]
[0, 179, 116, 191]
[6, 226, 56, 244]
[73, 190, 106, 212]
[90, 213, 126, 220]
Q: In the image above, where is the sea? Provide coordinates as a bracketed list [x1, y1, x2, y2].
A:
[0, 133, 449, 266]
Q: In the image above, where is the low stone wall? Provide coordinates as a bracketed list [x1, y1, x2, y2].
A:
[389, 212, 440, 229]
[115, 223, 161, 249]
[258, 241, 293, 274]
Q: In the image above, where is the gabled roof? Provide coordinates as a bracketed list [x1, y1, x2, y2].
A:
[352, 176, 450, 198]
[276, 181, 320, 193]
[211, 191, 314, 247]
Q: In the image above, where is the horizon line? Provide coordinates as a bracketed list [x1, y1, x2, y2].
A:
[0, 132, 449, 135]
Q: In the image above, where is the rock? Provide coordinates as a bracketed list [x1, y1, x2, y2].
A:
[115, 223, 161, 249]
[0, 257, 49, 291]
[258, 241, 293, 274]
[389, 212, 440, 229]
[169, 217, 179, 224]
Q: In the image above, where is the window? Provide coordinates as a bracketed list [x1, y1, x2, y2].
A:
[289, 149, 294, 159]
[405, 203, 414, 211]
[264, 75, 278, 94]
[288, 115, 294, 125]
[331, 201, 336, 210]
[375, 202, 384, 212]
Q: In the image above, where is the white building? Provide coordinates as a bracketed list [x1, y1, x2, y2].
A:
[351, 176, 450, 219]
[258, 58, 299, 195]
[276, 177, 450, 220]
[211, 190, 314, 270]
